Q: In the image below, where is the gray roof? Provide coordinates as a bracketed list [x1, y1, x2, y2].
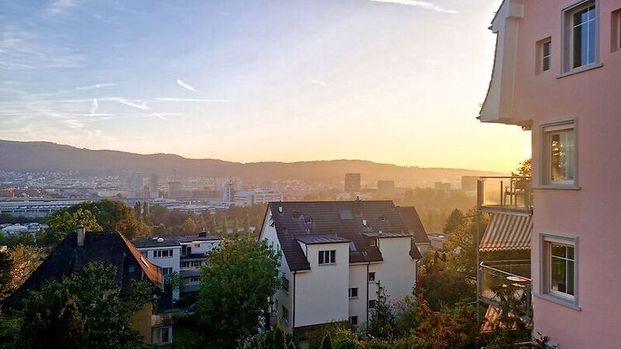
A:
[296, 234, 350, 245]
[265, 201, 423, 271]
[133, 233, 220, 248]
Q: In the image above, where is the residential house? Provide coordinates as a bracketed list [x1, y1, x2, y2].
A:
[259, 200, 422, 337]
[479, 1, 621, 347]
[134, 232, 221, 297]
[2, 228, 172, 347]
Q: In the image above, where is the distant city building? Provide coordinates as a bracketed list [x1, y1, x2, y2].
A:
[461, 176, 478, 192]
[168, 181, 183, 199]
[344, 173, 361, 192]
[127, 173, 146, 199]
[149, 174, 160, 198]
[377, 180, 395, 194]
[433, 182, 451, 191]
[222, 179, 235, 203]
[234, 189, 283, 207]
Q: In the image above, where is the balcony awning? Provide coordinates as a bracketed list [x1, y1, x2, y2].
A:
[479, 213, 532, 252]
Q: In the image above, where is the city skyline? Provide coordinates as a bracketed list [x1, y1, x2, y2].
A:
[0, 0, 529, 172]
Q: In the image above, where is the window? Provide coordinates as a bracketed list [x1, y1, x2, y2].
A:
[538, 38, 552, 72]
[181, 261, 190, 268]
[349, 288, 358, 299]
[368, 272, 376, 282]
[151, 327, 171, 344]
[162, 267, 173, 275]
[194, 243, 201, 248]
[542, 121, 576, 185]
[318, 250, 336, 265]
[282, 276, 289, 292]
[189, 277, 200, 283]
[349, 316, 358, 325]
[542, 235, 577, 303]
[153, 249, 173, 258]
[564, 1, 597, 71]
[612, 9, 621, 52]
[369, 300, 377, 309]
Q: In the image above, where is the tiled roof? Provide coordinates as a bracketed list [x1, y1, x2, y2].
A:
[397, 206, 430, 244]
[5, 231, 163, 307]
[267, 201, 422, 271]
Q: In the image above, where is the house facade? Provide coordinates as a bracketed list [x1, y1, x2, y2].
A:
[259, 201, 425, 334]
[480, 1, 621, 347]
[134, 232, 221, 298]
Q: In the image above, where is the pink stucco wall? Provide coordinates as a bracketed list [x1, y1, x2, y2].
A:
[493, 1, 621, 347]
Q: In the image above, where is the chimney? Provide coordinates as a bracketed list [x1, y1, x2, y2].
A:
[77, 225, 86, 247]
[198, 228, 207, 238]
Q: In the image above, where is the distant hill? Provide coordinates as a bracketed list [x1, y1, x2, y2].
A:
[0, 140, 501, 187]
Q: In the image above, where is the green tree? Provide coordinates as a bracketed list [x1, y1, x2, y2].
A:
[46, 209, 101, 245]
[367, 288, 397, 340]
[181, 217, 197, 234]
[319, 334, 333, 349]
[198, 235, 280, 348]
[17, 262, 153, 349]
[0, 250, 12, 300]
[5, 245, 45, 298]
[443, 209, 465, 235]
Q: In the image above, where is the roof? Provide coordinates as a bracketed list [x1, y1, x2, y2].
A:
[479, 213, 532, 252]
[266, 201, 422, 271]
[397, 206, 430, 244]
[133, 233, 220, 248]
[296, 234, 350, 245]
[5, 231, 163, 307]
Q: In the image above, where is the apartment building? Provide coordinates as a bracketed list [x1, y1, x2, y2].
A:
[259, 201, 426, 336]
[479, 1, 621, 347]
[134, 232, 220, 299]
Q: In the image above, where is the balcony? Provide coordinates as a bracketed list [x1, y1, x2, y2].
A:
[477, 177, 532, 214]
[479, 260, 532, 319]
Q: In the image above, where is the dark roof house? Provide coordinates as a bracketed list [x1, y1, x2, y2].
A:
[264, 200, 423, 271]
[4, 229, 163, 307]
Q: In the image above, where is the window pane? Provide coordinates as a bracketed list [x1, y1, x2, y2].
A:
[551, 256, 567, 293]
[567, 260, 575, 295]
[550, 130, 575, 182]
[543, 56, 551, 71]
[552, 244, 567, 258]
[543, 41, 551, 56]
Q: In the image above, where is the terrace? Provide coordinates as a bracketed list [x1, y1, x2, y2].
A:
[477, 177, 532, 214]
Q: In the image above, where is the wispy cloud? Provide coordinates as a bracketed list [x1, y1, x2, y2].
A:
[153, 97, 231, 102]
[75, 83, 115, 91]
[176, 79, 197, 92]
[48, 0, 78, 15]
[311, 79, 328, 87]
[106, 97, 150, 111]
[367, 0, 457, 14]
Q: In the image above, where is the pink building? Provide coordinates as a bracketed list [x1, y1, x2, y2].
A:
[479, 0, 621, 348]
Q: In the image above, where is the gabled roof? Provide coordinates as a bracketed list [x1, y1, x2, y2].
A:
[266, 201, 422, 271]
[397, 206, 430, 244]
[5, 231, 163, 307]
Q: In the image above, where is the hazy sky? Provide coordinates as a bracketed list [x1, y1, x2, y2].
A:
[0, 0, 530, 172]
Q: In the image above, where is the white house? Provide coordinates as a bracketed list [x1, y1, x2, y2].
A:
[134, 232, 221, 300]
[259, 200, 424, 337]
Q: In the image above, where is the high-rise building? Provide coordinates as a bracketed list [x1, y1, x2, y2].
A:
[127, 173, 146, 199]
[344, 173, 361, 192]
[168, 181, 182, 199]
[222, 179, 235, 203]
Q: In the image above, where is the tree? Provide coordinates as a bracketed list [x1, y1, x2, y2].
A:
[46, 209, 101, 245]
[181, 217, 197, 234]
[443, 209, 465, 235]
[17, 262, 153, 349]
[444, 208, 488, 278]
[367, 288, 396, 340]
[198, 235, 280, 348]
[512, 158, 532, 177]
[0, 250, 12, 300]
[4, 245, 45, 298]
[319, 334, 333, 349]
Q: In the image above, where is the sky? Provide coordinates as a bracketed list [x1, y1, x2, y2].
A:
[0, 0, 531, 172]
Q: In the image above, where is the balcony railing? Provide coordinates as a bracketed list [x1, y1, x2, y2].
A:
[480, 260, 532, 319]
[477, 177, 532, 213]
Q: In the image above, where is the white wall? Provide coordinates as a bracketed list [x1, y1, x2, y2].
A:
[140, 246, 182, 300]
[294, 242, 349, 328]
[348, 264, 370, 328]
[374, 237, 417, 304]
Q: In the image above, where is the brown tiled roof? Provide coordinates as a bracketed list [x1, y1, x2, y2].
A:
[5, 231, 163, 307]
[397, 206, 430, 244]
[267, 201, 422, 271]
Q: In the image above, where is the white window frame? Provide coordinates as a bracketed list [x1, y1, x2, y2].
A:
[318, 249, 336, 265]
[540, 233, 579, 306]
[537, 37, 552, 73]
[368, 272, 376, 282]
[539, 119, 578, 187]
[612, 9, 621, 52]
[562, 0, 599, 73]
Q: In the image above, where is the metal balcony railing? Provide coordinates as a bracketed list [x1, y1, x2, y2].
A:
[480, 260, 532, 319]
[477, 177, 533, 213]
